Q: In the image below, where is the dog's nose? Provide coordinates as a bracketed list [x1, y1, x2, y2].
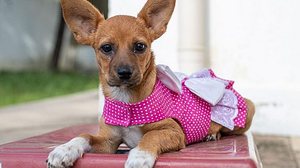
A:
[117, 66, 133, 80]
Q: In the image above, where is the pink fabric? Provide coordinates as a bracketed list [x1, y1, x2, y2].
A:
[103, 69, 247, 144]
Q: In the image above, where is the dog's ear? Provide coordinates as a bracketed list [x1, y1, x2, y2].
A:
[138, 0, 176, 40]
[61, 0, 105, 45]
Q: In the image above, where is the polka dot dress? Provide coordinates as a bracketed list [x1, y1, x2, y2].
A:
[103, 69, 247, 145]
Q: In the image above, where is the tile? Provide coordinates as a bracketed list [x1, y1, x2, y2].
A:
[291, 136, 300, 151]
[254, 134, 298, 168]
[295, 151, 300, 167]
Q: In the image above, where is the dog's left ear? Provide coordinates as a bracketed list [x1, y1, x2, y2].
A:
[138, 0, 176, 40]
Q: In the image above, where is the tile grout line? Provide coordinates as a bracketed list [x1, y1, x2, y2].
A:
[288, 136, 300, 168]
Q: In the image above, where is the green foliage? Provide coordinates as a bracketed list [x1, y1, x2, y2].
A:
[0, 71, 98, 107]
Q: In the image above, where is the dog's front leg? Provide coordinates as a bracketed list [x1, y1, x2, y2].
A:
[47, 119, 122, 168]
[125, 119, 186, 168]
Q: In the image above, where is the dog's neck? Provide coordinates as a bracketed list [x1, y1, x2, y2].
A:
[100, 55, 156, 103]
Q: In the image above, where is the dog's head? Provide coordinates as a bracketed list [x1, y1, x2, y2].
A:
[61, 0, 175, 90]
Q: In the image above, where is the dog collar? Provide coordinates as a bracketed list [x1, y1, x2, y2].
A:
[103, 79, 172, 127]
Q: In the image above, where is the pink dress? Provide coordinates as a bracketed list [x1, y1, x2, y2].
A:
[103, 65, 247, 144]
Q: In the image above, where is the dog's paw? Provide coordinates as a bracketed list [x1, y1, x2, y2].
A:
[47, 137, 91, 168]
[125, 147, 156, 168]
[205, 132, 222, 142]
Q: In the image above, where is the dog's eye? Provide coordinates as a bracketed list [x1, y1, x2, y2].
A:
[100, 44, 113, 54]
[133, 43, 147, 53]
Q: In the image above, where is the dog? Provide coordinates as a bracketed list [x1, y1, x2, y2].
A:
[47, 0, 255, 168]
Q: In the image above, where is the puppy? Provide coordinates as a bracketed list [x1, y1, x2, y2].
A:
[47, 0, 255, 168]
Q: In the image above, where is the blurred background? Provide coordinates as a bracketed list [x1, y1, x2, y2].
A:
[0, 0, 299, 167]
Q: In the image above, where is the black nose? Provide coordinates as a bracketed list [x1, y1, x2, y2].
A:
[117, 66, 133, 80]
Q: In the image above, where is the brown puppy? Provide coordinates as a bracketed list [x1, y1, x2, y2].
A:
[47, 0, 255, 168]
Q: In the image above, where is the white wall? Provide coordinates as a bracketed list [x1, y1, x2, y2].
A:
[209, 0, 300, 136]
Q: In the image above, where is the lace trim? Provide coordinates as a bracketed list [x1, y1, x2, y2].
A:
[211, 90, 238, 130]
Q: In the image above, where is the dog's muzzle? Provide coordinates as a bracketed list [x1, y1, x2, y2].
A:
[107, 65, 141, 87]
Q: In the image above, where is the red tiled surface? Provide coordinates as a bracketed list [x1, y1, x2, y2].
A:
[0, 124, 261, 168]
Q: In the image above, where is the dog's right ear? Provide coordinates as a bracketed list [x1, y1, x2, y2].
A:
[61, 0, 105, 45]
[138, 0, 176, 41]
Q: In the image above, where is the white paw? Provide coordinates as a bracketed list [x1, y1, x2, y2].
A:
[125, 147, 156, 168]
[47, 137, 91, 168]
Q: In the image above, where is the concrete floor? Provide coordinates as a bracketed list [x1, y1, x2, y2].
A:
[254, 135, 300, 168]
[0, 90, 299, 168]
